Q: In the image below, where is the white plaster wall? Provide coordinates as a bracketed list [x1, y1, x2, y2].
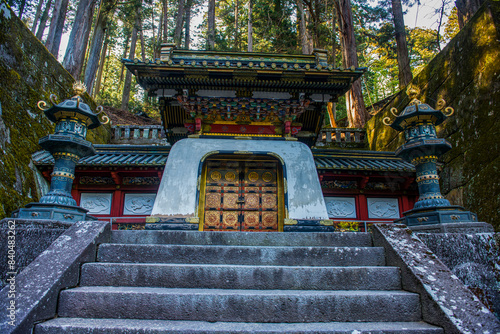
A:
[151, 138, 328, 220]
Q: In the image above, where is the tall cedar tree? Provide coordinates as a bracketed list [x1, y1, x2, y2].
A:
[163, 0, 169, 42]
[31, 0, 45, 33]
[121, 4, 142, 111]
[455, 0, 484, 28]
[63, 0, 98, 79]
[336, 0, 368, 128]
[248, 0, 253, 51]
[35, 0, 53, 40]
[391, 0, 412, 89]
[185, 0, 192, 49]
[84, 0, 116, 94]
[207, 0, 215, 49]
[174, 0, 186, 46]
[45, 0, 69, 57]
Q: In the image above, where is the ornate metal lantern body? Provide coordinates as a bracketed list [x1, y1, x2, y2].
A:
[14, 82, 108, 222]
[385, 88, 477, 227]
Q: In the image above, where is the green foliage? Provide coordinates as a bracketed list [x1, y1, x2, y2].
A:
[444, 6, 460, 41]
[16, 0, 461, 118]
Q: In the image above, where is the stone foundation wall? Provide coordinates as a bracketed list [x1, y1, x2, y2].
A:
[0, 219, 71, 288]
[365, 0, 500, 231]
[0, 2, 111, 219]
[418, 233, 500, 319]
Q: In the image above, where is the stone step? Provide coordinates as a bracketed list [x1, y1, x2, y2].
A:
[110, 230, 373, 247]
[35, 318, 444, 334]
[58, 287, 421, 323]
[97, 244, 385, 266]
[80, 263, 401, 290]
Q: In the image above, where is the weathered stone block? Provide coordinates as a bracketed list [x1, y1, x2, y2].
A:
[0, 220, 111, 334]
[372, 224, 500, 333]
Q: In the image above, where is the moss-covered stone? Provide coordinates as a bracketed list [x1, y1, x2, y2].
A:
[365, 0, 500, 231]
[0, 1, 111, 219]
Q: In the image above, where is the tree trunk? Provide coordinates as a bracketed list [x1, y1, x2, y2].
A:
[62, 0, 98, 79]
[36, 0, 53, 41]
[32, 0, 45, 33]
[18, 0, 26, 19]
[391, 0, 412, 89]
[234, 0, 239, 50]
[101, 45, 112, 91]
[121, 10, 141, 111]
[45, 0, 69, 57]
[330, 2, 337, 123]
[174, 0, 186, 47]
[248, 0, 253, 52]
[140, 22, 146, 61]
[330, 2, 337, 65]
[455, 0, 484, 28]
[207, 0, 215, 49]
[152, 9, 156, 53]
[93, 38, 108, 98]
[119, 34, 130, 86]
[297, 0, 308, 54]
[83, 0, 114, 92]
[436, 0, 446, 51]
[336, 0, 368, 128]
[163, 0, 169, 41]
[184, 0, 191, 49]
[304, 6, 313, 53]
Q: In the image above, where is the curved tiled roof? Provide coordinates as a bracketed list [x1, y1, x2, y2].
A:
[32, 145, 170, 167]
[312, 149, 415, 172]
[32, 145, 414, 172]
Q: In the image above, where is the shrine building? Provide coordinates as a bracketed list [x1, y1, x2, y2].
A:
[32, 45, 418, 232]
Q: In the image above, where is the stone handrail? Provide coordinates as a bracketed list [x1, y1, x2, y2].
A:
[315, 128, 366, 148]
[111, 125, 166, 144]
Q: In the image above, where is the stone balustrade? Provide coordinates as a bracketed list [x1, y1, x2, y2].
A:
[315, 128, 366, 148]
[111, 125, 167, 145]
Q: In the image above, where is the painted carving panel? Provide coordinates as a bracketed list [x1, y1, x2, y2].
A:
[123, 193, 156, 215]
[80, 193, 112, 215]
[324, 197, 357, 219]
[367, 198, 400, 219]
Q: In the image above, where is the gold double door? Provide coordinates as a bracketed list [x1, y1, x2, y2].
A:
[199, 156, 283, 232]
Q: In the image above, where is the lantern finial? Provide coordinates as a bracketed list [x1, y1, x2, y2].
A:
[73, 81, 87, 97]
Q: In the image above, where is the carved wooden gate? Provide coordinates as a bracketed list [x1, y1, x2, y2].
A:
[200, 157, 282, 231]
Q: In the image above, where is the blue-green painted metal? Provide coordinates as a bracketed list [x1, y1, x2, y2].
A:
[13, 92, 105, 222]
[389, 100, 477, 226]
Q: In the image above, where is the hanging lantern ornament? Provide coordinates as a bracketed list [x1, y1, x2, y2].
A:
[384, 85, 477, 228]
[13, 82, 109, 222]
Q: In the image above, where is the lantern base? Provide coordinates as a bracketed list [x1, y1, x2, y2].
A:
[394, 205, 491, 232]
[13, 202, 96, 223]
[406, 221, 494, 233]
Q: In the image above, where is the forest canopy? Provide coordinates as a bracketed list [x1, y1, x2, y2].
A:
[6, 0, 462, 127]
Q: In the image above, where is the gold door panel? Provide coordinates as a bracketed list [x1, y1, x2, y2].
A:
[201, 158, 282, 232]
[243, 193, 260, 210]
[262, 193, 277, 210]
[205, 193, 221, 209]
[222, 211, 239, 229]
[223, 193, 239, 210]
[262, 212, 278, 229]
[204, 210, 222, 230]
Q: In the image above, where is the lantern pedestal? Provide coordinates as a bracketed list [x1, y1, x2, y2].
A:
[14, 203, 95, 222]
[385, 91, 492, 233]
[12, 82, 107, 223]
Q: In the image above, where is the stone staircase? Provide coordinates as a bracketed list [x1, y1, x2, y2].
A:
[35, 231, 443, 333]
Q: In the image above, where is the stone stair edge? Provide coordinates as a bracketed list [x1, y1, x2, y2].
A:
[35, 318, 444, 334]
